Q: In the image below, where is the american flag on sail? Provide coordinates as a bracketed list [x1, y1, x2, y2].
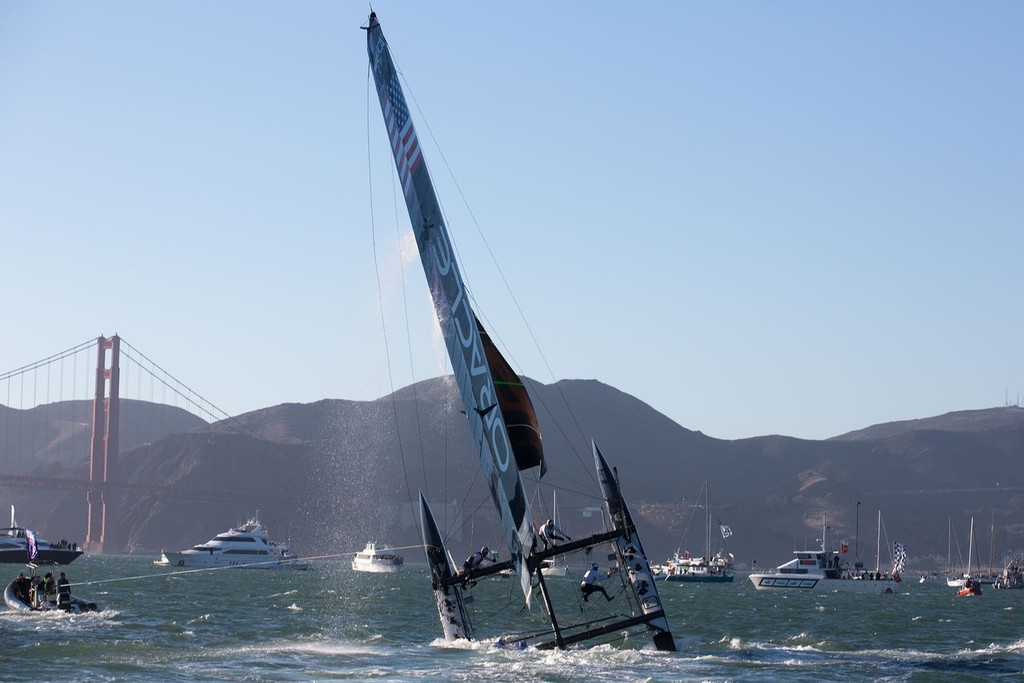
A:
[892, 541, 907, 576]
[380, 70, 422, 202]
[25, 529, 38, 562]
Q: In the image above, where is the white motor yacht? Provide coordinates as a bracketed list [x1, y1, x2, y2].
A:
[352, 542, 404, 573]
[160, 514, 309, 570]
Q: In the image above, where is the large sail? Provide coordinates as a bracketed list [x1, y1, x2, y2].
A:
[366, 13, 535, 599]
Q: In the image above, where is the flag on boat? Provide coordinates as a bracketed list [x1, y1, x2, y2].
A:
[25, 529, 38, 562]
[840, 539, 849, 554]
[892, 541, 907, 580]
[719, 524, 733, 539]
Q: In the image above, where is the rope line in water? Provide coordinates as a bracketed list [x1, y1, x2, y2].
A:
[67, 544, 432, 587]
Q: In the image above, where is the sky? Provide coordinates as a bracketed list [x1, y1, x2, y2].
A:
[1, 1, 1021, 441]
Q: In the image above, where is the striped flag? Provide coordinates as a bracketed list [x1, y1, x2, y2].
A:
[380, 71, 422, 202]
[26, 529, 38, 562]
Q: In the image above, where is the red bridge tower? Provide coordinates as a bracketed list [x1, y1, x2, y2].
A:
[85, 335, 121, 553]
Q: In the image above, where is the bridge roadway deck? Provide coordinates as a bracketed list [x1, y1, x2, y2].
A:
[0, 474, 290, 504]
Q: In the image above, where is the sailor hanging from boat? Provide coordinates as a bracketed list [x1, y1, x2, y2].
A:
[459, 546, 492, 586]
[580, 563, 613, 602]
[538, 518, 571, 550]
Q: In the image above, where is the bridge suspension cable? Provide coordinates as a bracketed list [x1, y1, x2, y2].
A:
[0, 337, 96, 384]
[118, 339, 233, 425]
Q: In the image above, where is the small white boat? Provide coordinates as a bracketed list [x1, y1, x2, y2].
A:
[496, 558, 567, 579]
[160, 513, 309, 570]
[918, 573, 949, 584]
[538, 558, 569, 578]
[352, 542, 404, 573]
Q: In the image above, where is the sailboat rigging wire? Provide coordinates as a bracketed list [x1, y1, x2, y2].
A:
[442, 473, 491, 547]
[115, 343, 265, 450]
[72, 545, 431, 588]
[382, 72, 432, 495]
[397, 66, 596, 486]
[367, 61, 418, 525]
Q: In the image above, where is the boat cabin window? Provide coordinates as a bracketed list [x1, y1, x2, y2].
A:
[224, 549, 269, 555]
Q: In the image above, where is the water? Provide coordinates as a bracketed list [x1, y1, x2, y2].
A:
[2, 556, 1022, 682]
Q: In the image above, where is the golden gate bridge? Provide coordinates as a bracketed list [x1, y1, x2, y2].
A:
[1, 335, 288, 554]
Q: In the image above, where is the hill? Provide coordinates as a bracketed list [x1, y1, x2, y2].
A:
[2, 381, 1023, 572]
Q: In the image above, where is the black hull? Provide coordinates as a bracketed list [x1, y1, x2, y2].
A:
[0, 549, 83, 565]
[663, 574, 734, 583]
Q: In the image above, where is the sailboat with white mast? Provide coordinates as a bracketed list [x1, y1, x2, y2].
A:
[948, 516, 976, 588]
[365, 13, 675, 651]
[539, 492, 570, 578]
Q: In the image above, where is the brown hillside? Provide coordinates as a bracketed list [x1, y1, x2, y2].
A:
[2, 384, 1023, 572]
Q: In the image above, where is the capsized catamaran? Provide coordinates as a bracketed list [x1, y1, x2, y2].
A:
[365, 12, 675, 651]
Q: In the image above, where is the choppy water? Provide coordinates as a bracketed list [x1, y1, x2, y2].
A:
[2, 555, 1022, 682]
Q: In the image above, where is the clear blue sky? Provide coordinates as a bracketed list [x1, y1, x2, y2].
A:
[1, 1, 1021, 441]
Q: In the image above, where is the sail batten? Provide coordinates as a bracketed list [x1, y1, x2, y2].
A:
[366, 13, 535, 602]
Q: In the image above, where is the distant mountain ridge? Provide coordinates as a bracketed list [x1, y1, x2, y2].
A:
[3, 380, 1023, 572]
[831, 407, 1024, 440]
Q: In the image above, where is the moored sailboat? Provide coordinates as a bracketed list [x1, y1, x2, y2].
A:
[538, 492, 570, 578]
[947, 517, 976, 588]
[365, 12, 675, 651]
[654, 481, 734, 583]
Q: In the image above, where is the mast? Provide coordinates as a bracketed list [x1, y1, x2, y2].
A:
[876, 509, 884, 573]
[855, 501, 860, 565]
[365, 12, 536, 600]
[704, 481, 711, 560]
[967, 516, 975, 578]
[989, 509, 996, 575]
[947, 516, 952, 575]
